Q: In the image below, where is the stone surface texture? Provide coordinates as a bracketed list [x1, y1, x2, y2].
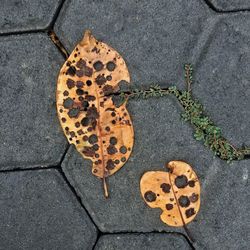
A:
[0, 0, 250, 249]
[0, 33, 68, 170]
[95, 233, 191, 250]
[0, 0, 62, 34]
[0, 169, 97, 250]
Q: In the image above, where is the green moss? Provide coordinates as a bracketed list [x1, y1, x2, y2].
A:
[120, 64, 250, 162]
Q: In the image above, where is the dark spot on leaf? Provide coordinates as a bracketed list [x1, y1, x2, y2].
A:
[88, 134, 98, 144]
[83, 135, 89, 141]
[92, 144, 99, 151]
[107, 145, 117, 155]
[77, 130, 83, 135]
[82, 146, 95, 157]
[107, 61, 116, 71]
[175, 175, 188, 188]
[85, 95, 96, 101]
[63, 90, 69, 96]
[185, 208, 196, 218]
[76, 59, 86, 68]
[110, 137, 117, 145]
[188, 180, 195, 187]
[106, 159, 115, 170]
[82, 100, 89, 109]
[106, 75, 112, 81]
[103, 85, 114, 95]
[66, 79, 75, 89]
[178, 195, 190, 208]
[68, 108, 80, 118]
[63, 97, 74, 109]
[119, 146, 127, 154]
[189, 193, 199, 203]
[86, 80, 92, 86]
[105, 126, 110, 132]
[76, 89, 84, 95]
[76, 69, 84, 77]
[121, 157, 126, 162]
[95, 74, 106, 85]
[70, 131, 75, 137]
[82, 65, 93, 77]
[76, 81, 84, 88]
[166, 204, 173, 210]
[81, 117, 90, 126]
[75, 122, 80, 128]
[61, 118, 66, 123]
[160, 183, 171, 193]
[93, 61, 104, 71]
[144, 191, 156, 202]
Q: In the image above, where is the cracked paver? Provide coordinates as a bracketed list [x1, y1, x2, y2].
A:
[0, 0, 62, 34]
[95, 233, 191, 250]
[0, 33, 68, 170]
[208, 0, 250, 11]
[0, 169, 97, 250]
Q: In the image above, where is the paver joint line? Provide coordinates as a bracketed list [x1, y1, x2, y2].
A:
[203, 0, 250, 13]
[58, 168, 100, 231]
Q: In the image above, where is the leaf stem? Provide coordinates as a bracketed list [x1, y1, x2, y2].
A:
[103, 177, 109, 198]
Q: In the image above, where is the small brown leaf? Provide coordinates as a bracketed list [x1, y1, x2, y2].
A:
[57, 30, 134, 197]
[140, 161, 201, 227]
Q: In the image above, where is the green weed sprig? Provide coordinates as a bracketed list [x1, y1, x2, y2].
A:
[120, 64, 250, 162]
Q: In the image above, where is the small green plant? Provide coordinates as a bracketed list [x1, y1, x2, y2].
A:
[120, 64, 250, 162]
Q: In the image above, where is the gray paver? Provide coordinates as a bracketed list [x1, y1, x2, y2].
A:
[0, 169, 97, 250]
[0, 0, 61, 34]
[209, 0, 250, 11]
[0, 33, 67, 170]
[192, 14, 250, 146]
[95, 233, 191, 250]
[62, 96, 250, 249]
[54, 0, 212, 88]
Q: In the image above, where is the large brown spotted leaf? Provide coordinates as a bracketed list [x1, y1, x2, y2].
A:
[140, 161, 201, 227]
[57, 30, 134, 197]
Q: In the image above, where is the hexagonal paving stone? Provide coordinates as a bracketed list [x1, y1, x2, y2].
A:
[192, 14, 250, 147]
[0, 33, 67, 170]
[208, 0, 250, 11]
[0, 0, 62, 34]
[95, 233, 191, 250]
[0, 169, 97, 250]
[62, 97, 250, 249]
[54, 0, 212, 88]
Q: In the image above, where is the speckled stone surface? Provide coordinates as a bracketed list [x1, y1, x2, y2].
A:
[0, 169, 97, 250]
[0, 33, 67, 170]
[95, 233, 192, 250]
[0, 0, 61, 34]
